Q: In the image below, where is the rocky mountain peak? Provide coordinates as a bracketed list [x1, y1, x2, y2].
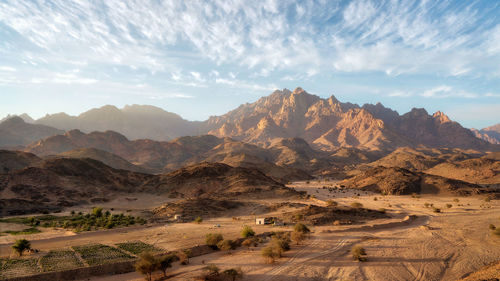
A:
[1, 116, 25, 126]
[432, 111, 451, 123]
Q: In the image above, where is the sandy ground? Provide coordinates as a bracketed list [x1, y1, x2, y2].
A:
[89, 181, 500, 281]
[2, 181, 499, 280]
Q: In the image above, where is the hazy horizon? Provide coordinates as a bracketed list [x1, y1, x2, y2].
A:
[2, 87, 498, 131]
[1, 1, 499, 128]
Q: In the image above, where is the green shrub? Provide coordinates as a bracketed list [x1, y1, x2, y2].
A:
[194, 216, 203, 224]
[92, 207, 103, 217]
[241, 225, 255, 238]
[4, 227, 41, 235]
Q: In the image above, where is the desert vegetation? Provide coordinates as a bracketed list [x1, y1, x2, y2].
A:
[206, 233, 224, 249]
[0, 208, 146, 233]
[261, 232, 292, 263]
[72, 244, 134, 266]
[11, 239, 31, 256]
[351, 245, 367, 262]
[116, 241, 163, 255]
[39, 249, 84, 272]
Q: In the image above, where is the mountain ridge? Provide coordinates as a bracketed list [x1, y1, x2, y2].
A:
[3, 87, 499, 151]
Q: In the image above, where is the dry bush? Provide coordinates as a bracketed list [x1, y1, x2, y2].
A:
[326, 200, 338, 206]
[350, 202, 363, 208]
[351, 245, 367, 262]
[261, 246, 280, 263]
[291, 231, 306, 245]
[242, 238, 258, 249]
[217, 239, 236, 251]
[294, 223, 310, 233]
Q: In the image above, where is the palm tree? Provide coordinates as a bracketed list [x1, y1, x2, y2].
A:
[12, 239, 31, 256]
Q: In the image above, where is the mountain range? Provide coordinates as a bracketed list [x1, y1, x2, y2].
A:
[0, 155, 291, 215]
[24, 130, 321, 181]
[1, 87, 499, 152]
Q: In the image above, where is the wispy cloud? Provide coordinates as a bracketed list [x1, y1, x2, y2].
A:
[0, 66, 16, 72]
[0, 1, 498, 126]
[420, 85, 477, 99]
[2, 1, 496, 78]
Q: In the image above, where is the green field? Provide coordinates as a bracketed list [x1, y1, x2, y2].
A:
[116, 241, 164, 255]
[72, 244, 134, 266]
[0, 258, 41, 279]
[40, 249, 84, 272]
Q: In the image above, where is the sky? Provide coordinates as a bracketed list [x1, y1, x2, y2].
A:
[0, 0, 499, 129]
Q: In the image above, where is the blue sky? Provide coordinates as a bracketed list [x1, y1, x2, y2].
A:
[0, 0, 499, 129]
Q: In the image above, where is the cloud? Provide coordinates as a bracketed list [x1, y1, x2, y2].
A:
[215, 77, 277, 92]
[0, 0, 498, 104]
[0, 66, 16, 72]
[1, 0, 495, 78]
[420, 85, 477, 99]
[388, 91, 413, 97]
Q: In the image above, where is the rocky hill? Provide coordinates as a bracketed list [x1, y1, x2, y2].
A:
[0, 117, 64, 148]
[0, 150, 41, 173]
[340, 166, 487, 196]
[366, 147, 480, 172]
[425, 157, 500, 184]
[0, 154, 295, 215]
[205, 88, 496, 151]
[25, 131, 318, 181]
[146, 162, 296, 198]
[57, 148, 151, 174]
[0, 157, 155, 215]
